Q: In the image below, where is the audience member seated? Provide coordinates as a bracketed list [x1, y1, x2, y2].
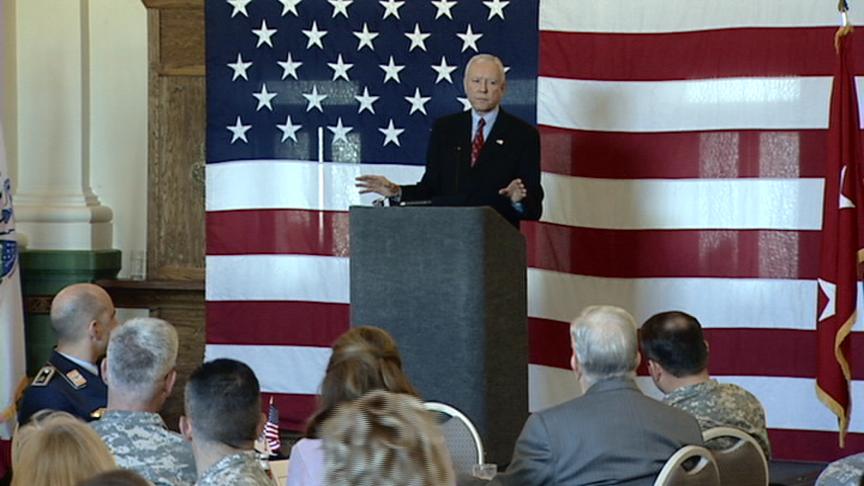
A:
[18, 283, 118, 424]
[285, 326, 419, 486]
[321, 390, 454, 486]
[180, 359, 272, 486]
[91, 317, 197, 485]
[640, 311, 771, 458]
[817, 452, 864, 486]
[488, 305, 703, 486]
[11, 411, 115, 486]
[77, 469, 152, 486]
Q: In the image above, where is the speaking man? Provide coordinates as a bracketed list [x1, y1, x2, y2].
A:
[356, 54, 543, 227]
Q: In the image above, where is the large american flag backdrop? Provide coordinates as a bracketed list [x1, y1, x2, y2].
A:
[205, 0, 864, 461]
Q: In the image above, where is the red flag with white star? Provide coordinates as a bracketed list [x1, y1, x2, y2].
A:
[816, 31, 862, 447]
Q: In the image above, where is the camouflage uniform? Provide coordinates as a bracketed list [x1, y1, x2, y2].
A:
[196, 451, 274, 486]
[817, 452, 864, 486]
[91, 410, 197, 486]
[664, 379, 771, 459]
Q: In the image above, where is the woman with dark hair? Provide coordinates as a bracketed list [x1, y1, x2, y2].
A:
[285, 326, 418, 486]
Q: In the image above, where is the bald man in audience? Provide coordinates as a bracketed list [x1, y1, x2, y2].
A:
[180, 359, 272, 486]
[18, 283, 118, 424]
[640, 311, 771, 458]
[488, 306, 703, 485]
[91, 317, 197, 486]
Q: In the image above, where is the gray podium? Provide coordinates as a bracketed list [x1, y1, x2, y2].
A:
[349, 205, 528, 465]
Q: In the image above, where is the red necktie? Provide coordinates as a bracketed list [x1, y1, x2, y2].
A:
[471, 118, 486, 167]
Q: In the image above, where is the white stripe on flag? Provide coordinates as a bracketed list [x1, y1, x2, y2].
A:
[204, 344, 331, 395]
[528, 364, 864, 433]
[538, 77, 841, 133]
[539, 0, 839, 33]
[541, 174, 824, 230]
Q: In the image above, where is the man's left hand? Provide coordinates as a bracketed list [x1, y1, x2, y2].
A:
[499, 178, 527, 203]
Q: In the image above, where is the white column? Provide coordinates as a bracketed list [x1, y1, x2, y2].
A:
[8, 0, 113, 250]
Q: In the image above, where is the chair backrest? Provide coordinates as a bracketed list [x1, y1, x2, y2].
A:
[654, 445, 721, 486]
[424, 402, 484, 475]
[703, 427, 769, 486]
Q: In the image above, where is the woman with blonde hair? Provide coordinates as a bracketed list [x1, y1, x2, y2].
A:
[11, 411, 115, 486]
[285, 326, 419, 486]
[321, 390, 455, 486]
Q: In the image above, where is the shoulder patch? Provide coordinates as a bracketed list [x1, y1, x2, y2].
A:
[62, 369, 88, 389]
[32, 365, 56, 387]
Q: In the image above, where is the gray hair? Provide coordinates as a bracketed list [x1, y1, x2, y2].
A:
[464, 53, 506, 83]
[106, 317, 178, 399]
[50, 284, 113, 341]
[570, 305, 639, 385]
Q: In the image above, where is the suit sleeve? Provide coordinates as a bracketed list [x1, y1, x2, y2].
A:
[400, 122, 444, 202]
[517, 125, 543, 221]
[491, 413, 555, 486]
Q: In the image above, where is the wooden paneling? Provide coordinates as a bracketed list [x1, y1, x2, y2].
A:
[158, 8, 204, 76]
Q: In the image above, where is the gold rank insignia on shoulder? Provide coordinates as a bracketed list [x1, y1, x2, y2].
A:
[32, 365, 56, 387]
[63, 369, 88, 389]
[90, 407, 106, 419]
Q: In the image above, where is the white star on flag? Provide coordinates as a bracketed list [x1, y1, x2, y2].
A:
[457, 24, 482, 52]
[379, 119, 405, 146]
[354, 23, 379, 51]
[253, 83, 277, 111]
[405, 24, 431, 52]
[278, 0, 302, 16]
[227, 116, 251, 143]
[227, 53, 252, 81]
[379, 56, 405, 84]
[252, 19, 277, 48]
[328, 117, 354, 144]
[227, 0, 252, 18]
[457, 97, 472, 111]
[405, 88, 431, 115]
[276, 115, 302, 143]
[817, 278, 837, 321]
[277, 53, 302, 80]
[431, 56, 458, 84]
[483, 0, 509, 19]
[328, 0, 353, 18]
[380, 0, 405, 19]
[355, 87, 380, 114]
[303, 21, 327, 49]
[302, 85, 328, 112]
[327, 54, 353, 81]
[431, 0, 457, 19]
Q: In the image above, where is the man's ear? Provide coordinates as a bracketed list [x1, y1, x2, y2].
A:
[88, 319, 100, 341]
[163, 369, 178, 397]
[179, 415, 193, 442]
[647, 359, 662, 381]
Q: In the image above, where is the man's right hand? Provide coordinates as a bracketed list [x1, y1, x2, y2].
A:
[355, 175, 400, 197]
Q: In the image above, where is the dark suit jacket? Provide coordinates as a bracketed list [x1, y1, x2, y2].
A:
[400, 109, 543, 226]
[18, 350, 107, 424]
[489, 377, 704, 486]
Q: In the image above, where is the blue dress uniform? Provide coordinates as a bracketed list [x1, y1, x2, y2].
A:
[17, 350, 107, 425]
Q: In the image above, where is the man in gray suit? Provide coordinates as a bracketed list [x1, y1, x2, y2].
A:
[488, 305, 704, 486]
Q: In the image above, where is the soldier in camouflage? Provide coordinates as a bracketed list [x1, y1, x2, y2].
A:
[640, 311, 772, 459]
[817, 452, 864, 486]
[91, 317, 196, 486]
[180, 359, 274, 486]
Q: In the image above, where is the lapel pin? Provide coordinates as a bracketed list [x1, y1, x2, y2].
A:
[496, 139, 504, 145]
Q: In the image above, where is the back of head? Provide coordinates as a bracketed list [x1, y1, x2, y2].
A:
[50, 283, 114, 343]
[322, 390, 454, 486]
[185, 359, 261, 448]
[77, 470, 151, 486]
[306, 326, 418, 437]
[640, 311, 708, 377]
[11, 411, 115, 486]
[570, 305, 639, 384]
[106, 317, 178, 401]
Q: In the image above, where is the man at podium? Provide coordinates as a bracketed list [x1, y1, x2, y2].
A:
[356, 54, 544, 227]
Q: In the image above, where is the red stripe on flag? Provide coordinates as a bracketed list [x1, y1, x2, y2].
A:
[524, 223, 821, 279]
[769, 428, 864, 462]
[539, 127, 827, 179]
[206, 209, 350, 256]
[262, 393, 318, 432]
[529, 317, 864, 378]
[206, 301, 349, 347]
[539, 28, 864, 81]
